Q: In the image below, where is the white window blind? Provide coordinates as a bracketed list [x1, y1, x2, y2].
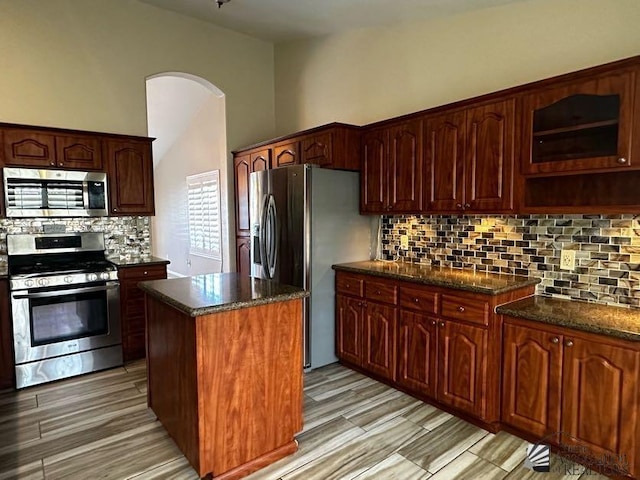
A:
[187, 170, 222, 260]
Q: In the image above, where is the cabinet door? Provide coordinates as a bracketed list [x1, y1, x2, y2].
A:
[119, 265, 167, 362]
[561, 335, 639, 475]
[106, 139, 154, 215]
[424, 112, 466, 212]
[361, 128, 387, 213]
[56, 135, 103, 170]
[0, 279, 14, 389]
[236, 236, 251, 276]
[301, 133, 332, 167]
[397, 310, 437, 398]
[465, 100, 515, 212]
[251, 149, 270, 172]
[363, 301, 396, 380]
[388, 120, 423, 212]
[336, 294, 363, 366]
[234, 154, 251, 236]
[273, 141, 299, 168]
[521, 70, 635, 174]
[2, 129, 56, 167]
[502, 322, 563, 438]
[438, 320, 487, 419]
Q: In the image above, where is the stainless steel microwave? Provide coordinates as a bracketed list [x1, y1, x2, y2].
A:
[3, 167, 108, 217]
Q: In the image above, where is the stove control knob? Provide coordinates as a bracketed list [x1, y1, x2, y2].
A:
[100, 272, 111, 281]
[64, 276, 73, 284]
[24, 279, 34, 288]
[37, 278, 49, 287]
[87, 273, 98, 282]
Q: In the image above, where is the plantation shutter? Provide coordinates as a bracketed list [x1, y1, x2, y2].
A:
[187, 170, 221, 260]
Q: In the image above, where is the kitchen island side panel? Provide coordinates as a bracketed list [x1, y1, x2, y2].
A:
[145, 295, 200, 473]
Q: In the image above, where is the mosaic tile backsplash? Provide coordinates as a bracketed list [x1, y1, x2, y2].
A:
[0, 217, 151, 271]
[382, 214, 640, 309]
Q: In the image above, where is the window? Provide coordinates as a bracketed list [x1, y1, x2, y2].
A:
[187, 170, 222, 260]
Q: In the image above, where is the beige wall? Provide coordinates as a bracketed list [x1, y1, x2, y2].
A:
[0, 0, 275, 150]
[274, 0, 640, 134]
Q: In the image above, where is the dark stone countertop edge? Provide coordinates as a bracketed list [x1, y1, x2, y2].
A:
[332, 264, 541, 295]
[496, 300, 640, 343]
[139, 282, 309, 318]
[108, 256, 170, 268]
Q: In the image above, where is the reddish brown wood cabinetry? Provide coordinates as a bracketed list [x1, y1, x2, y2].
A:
[363, 301, 397, 381]
[336, 294, 365, 367]
[1, 128, 103, 170]
[118, 264, 167, 362]
[273, 140, 299, 168]
[236, 236, 252, 277]
[502, 317, 640, 477]
[397, 310, 437, 398]
[361, 119, 423, 213]
[105, 139, 155, 216]
[301, 132, 332, 167]
[423, 100, 514, 213]
[0, 279, 14, 390]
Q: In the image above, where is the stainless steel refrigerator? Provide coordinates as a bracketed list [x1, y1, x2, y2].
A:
[249, 164, 372, 369]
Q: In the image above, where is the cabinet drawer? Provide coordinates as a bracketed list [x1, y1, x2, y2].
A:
[440, 294, 489, 326]
[399, 285, 438, 313]
[118, 264, 167, 281]
[365, 279, 398, 305]
[336, 272, 364, 297]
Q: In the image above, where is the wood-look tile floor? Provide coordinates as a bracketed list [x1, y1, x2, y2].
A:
[0, 361, 609, 480]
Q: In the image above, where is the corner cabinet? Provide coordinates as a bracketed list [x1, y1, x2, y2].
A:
[335, 270, 534, 424]
[105, 138, 155, 216]
[117, 263, 167, 362]
[502, 317, 640, 478]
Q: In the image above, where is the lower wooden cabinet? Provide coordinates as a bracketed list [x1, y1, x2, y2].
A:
[397, 310, 437, 398]
[363, 301, 396, 381]
[0, 279, 14, 389]
[502, 317, 640, 477]
[118, 264, 167, 362]
[438, 320, 488, 419]
[236, 236, 251, 276]
[336, 294, 364, 367]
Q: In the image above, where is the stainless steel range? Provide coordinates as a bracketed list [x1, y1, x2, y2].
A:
[8, 232, 122, 389]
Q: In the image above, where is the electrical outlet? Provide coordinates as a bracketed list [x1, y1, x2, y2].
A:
[400, 235, 409, 250]
[560, 249, 576, 270]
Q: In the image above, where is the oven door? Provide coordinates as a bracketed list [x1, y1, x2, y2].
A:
[11, 281, 121, 364]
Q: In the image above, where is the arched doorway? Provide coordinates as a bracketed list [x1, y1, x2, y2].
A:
[146, 73, 229, 276]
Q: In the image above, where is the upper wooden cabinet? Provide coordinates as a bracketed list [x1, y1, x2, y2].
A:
[361, 119, 423, 213]
[1, 128, 103, 170]
[423, 99, 515, 214]
[273, 140, 299, 168]
[301, 132, 332, 167]
[105, 138, 155, 216]
[521, 70, 636, 175]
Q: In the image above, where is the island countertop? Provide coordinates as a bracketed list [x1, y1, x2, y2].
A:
[139, 272, 308, 317]
[332, 260, 541, 295]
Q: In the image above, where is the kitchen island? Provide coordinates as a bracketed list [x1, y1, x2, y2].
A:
[139, 273, 308, 480]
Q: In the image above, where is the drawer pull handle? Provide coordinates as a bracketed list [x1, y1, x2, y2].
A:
[618, 157, 628, 164]
[550, 337, 559, 344]
[458, 306, 465, 312]
[565, 340, 574, 347]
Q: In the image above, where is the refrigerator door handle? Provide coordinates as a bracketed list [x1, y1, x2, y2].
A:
[262, 194, 278, 279]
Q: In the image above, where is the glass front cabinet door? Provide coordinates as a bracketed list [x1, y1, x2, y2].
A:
[521, 70, 636, 175]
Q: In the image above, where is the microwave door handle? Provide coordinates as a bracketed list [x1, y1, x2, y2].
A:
[13, 284, 118, 299]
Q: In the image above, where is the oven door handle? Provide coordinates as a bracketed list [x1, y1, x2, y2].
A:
[13, 284, 119, 299]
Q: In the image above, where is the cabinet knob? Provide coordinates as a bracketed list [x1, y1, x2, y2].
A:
[59, 162, 64, 166]
[439, 321, 445, 327]
[431, 320, 436, 326]
[565, 339, 574, 347]
[50, 162, 55, 166]
[456, 203, 463, 209]
[387, 205, 393, 210]
[376, 290, 381, 295]
[458, 306, 465, 313]
[464, 203, 470, 208]
[113, 208, 118, 212]
[357, 301, 362, 307]
[345, 283, 350, 289]
[550, 337, 560, 344]
[414, 297, 420, 303]
[618, 157, 628, 164]
[143, 271, 148, 276]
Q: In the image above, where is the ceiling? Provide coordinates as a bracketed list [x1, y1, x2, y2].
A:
[138, 0, 529, 42]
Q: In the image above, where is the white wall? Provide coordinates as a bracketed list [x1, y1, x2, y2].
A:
[274, 0, 640, 134]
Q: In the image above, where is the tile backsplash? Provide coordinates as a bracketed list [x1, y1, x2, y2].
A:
[0, 216, 151, 270]
[382, 214, 640, 309]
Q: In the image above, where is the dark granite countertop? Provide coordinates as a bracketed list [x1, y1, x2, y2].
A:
[139, 272, 309, 317]
[108, 256, 170, 268]
[332, 261, 540, 295]
[497, 296, 640, 342]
